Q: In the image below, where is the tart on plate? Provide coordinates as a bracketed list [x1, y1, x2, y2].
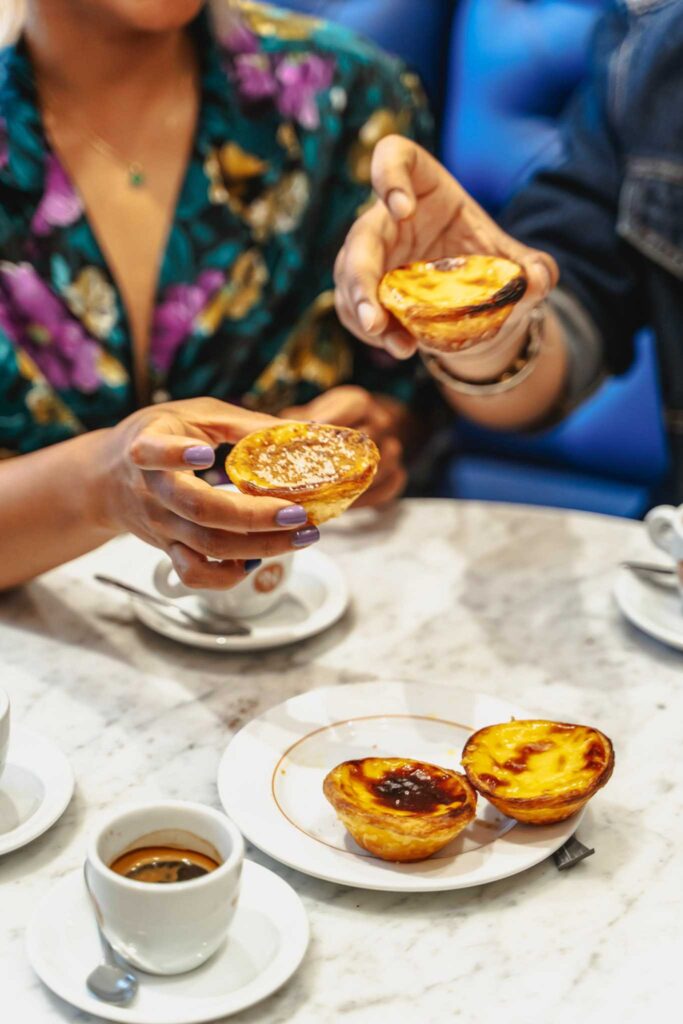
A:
[378, 254, 527, 351]
[226, 421, 379, 525]
[323, 757, 478, 862]
[461, 720, 614, 825]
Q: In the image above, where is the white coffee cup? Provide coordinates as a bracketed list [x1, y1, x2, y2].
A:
[85, 801, 244, 975]
[153, 552, 294, 619]
[646, 504, 683, 599]
[0, 688, 9, 783]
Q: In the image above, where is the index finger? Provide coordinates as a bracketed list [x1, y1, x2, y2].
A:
[147, 471, 309, 533]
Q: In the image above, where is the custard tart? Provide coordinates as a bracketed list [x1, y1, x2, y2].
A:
[323, 757, 477, 862]
[378, 254, 527, 351]
[461, 720, 614, 825]
[226, 421, 379, 525]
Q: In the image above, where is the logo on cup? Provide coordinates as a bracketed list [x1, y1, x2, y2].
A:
[253, 562, 284, 594]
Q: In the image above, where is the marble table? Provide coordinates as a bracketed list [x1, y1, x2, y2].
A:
[1, 499, 681, 1024]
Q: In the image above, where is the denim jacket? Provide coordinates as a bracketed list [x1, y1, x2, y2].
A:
[502, 0, 683, 495]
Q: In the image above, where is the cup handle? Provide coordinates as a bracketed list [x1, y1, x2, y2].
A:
[153, 560, 190, 599]
[645, 505, 678, 557]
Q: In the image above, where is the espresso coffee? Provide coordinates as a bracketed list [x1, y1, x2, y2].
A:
[110, 845, 220, 884]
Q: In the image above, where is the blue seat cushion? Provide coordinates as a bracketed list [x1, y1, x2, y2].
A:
[442, 0, 609, 210]
[444, 455, 652, 519]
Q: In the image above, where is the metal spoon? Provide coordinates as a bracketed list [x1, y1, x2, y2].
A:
[621, 561, 678, 590]
[83, 865, 138, 1005]
[95, 574, 251, 636]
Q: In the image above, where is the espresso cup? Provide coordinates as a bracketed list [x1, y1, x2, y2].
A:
[85, 801, 244, 974]
[0, 688, 9, 783]
[153, 552, 294, 619]
[646, 504, 683, 599]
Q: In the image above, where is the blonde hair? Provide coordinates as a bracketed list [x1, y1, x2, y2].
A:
[0, 0, 238, 48]
[0, 0, 26, 47]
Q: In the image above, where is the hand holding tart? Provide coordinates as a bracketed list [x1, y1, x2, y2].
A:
[462, 720, 614, 825]
[225, 421, 379, 525]
[323, 757, 477, 862]
[378, 254, 527, 352]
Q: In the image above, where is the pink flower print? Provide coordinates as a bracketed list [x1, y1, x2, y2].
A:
[232, 53, 278, 103]
[274, 54, 336, 130]
[0, 263, 101, 393]
[150, 269, 224, 375]
[31, 155, 83, 237]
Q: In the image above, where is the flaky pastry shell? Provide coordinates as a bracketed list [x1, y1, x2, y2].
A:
[379, 254, 527, 352]
[323, 757, 478, 862]
[461, 720, 614, 825]
[225, 421, 379, 525]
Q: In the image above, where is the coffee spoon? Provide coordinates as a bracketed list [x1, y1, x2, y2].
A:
[83, 865, 138, 1005]
[95, 574, 251, 636]
[621, 561, 677, 589]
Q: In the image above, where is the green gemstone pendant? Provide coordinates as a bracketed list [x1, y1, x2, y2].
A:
[128, 164, 145, 188]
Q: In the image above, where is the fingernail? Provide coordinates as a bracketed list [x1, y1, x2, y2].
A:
[358, 300, 377, 333]
[183, 445, 214, 467]
[387, 189, 412, 219]
[292, 525, 320, 548]
[244, 559, 262, 573]
[385, 335, 413, 360]
[276, 505, 308, 527]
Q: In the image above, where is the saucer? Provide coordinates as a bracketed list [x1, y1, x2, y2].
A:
[218, 681, 587, 892]
[614, 564, 683, 650]
[0, 727, 74, 856]
[26, 859, 309, 1024]
[132, 547, 348, 652]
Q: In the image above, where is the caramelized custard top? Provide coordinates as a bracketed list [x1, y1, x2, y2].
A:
[337, 757, 472, 817]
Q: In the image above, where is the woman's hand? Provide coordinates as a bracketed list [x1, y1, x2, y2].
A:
[281, 385, 409, 508]
[96, 397, 319, 590]
[334, 136, 558, 370]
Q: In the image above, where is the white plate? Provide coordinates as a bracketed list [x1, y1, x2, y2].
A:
[0, 727, 74, 856]
[26, 860, 309, 1024]
[217, 681, 585, 892]
[614, 565, 683, 651]
[132, 548, 348, 652]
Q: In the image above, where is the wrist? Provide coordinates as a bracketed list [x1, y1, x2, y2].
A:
[80, 428, 124, 537]
[427, 317, 531, 384]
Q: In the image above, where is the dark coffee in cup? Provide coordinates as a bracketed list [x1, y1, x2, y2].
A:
[110, 845, 220, 884]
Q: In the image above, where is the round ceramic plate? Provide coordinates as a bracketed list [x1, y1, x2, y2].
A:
[0, 727, 74, 856]
[614, 565, 683, 651]
[26, 860, 308, 1024]
[131, 548, 348, 652]
[217, 681, 586, 892]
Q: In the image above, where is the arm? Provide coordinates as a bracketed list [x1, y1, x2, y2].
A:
[335, 10, 645, 429]
[0, 398, 321, 592]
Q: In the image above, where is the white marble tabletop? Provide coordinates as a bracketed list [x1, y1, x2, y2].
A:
[1, 499, 681, 1024]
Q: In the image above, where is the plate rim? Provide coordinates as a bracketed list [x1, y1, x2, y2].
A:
[217, 680, 586, 892]
[0, 726, 74, 856]
[614, 565, 683, 651]
[133, 547, 348, 652]
[26, 859, 309, 1024]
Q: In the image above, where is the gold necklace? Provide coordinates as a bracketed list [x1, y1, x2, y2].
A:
[41, 73, 195, 190]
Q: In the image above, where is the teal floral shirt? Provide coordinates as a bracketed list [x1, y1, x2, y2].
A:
[0, 1, 432, 457]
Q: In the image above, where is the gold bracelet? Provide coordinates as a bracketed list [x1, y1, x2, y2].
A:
[420, 305, 545, 396]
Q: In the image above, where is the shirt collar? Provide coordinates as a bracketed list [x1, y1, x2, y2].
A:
[0, 40, 47, 194]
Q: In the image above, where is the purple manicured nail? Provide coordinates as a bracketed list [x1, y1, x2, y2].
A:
[244, 559, 262, 572]
[183, 445, 215, 467]
[292, 526, 320, 548]
[276, 505, 308, 527]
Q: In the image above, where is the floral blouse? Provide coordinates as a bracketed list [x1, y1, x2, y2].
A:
[0, 1, 431, 457]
